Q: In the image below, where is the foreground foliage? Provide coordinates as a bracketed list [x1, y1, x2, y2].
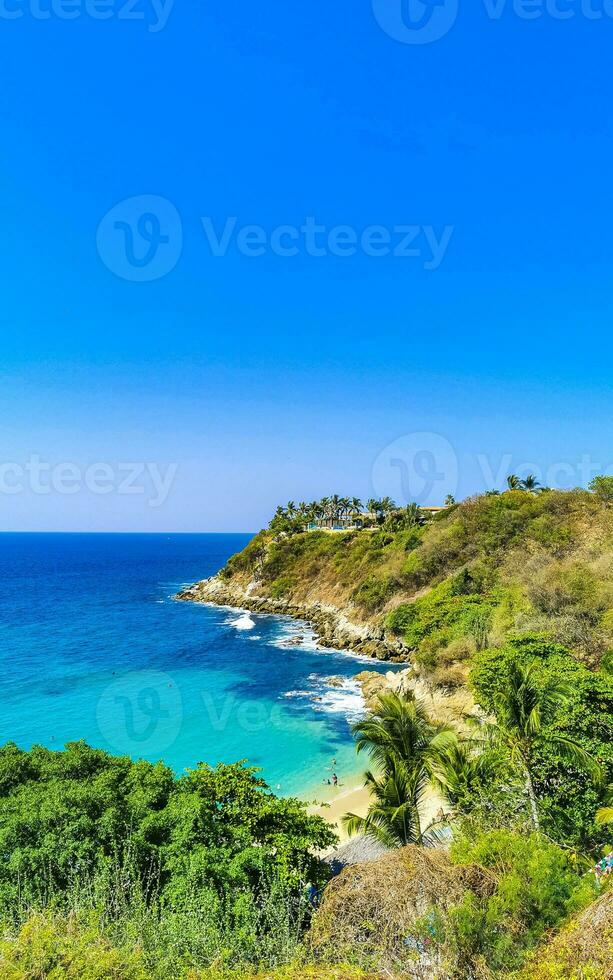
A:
[0, 743, 336, 976]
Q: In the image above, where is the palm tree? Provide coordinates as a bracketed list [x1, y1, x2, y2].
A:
[404, 502, 422, 528]
[366, 498, 381, 524]
[431, 738, 489, 811]
[330, 494, 343, 523]
[343, 693, 456, 847]
[342, 758, 443, 848]
[479, 662, 601, 830]
[380, 496, 397, 517]
[521, 474, 541, 492]
[339, 496, 351, 520]
[595, 785, 613, 826]
[319, 497, 331, 528]
[350, 496, 362, 516]
[351, 691, 456, 775]
[507, 474, 521, 490]
[445, 494, 456, 507]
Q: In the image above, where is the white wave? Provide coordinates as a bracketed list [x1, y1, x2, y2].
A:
[227, 612, 256, 630]
[281, 677, 366, 724]
[312, 680, 366, 722]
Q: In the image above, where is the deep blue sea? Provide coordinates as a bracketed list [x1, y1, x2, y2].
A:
[0, 533, 396, 797]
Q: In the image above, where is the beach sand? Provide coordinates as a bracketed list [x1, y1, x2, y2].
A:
[307, 771, 445, 843]
[308, 774, 371, 841]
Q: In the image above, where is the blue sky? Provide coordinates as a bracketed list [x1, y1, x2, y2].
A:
[1, 1, 612, 531]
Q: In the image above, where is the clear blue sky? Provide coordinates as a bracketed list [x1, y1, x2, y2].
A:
[1, 2, 612, 531]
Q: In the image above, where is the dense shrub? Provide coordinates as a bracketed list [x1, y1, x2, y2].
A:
[0, 743, 335, 917]
[470, 637, 613, 847]
[438, 829, 597, 975]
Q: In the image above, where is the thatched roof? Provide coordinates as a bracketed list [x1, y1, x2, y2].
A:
[323, 835, 390, 875]
[311, 845, 495, 970]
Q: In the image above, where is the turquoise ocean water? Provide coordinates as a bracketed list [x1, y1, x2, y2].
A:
[0, 533, 398, 797]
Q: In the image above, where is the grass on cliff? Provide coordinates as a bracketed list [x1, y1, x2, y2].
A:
[220, 489, 613, 669]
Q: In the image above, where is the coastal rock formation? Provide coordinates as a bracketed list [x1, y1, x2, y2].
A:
[176, 575, 410, 662]
[353, 667, 475, 730]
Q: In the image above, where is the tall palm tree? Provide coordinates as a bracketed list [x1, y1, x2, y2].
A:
[344, 693, 456, 847]
[521, 474, 541, 492]
[339, 496, 351, 519]
[351, 496, 363, 516]
[366, 498, 381, 523]
[342, 758, 443, 848]
[380, 496, 397, 517]
[507, 474, 521, 490]
[319, 497, 331, 527]
[351, 691, 457, 778]
[480, 662, 601, 830]
[330, 494, 343, 523]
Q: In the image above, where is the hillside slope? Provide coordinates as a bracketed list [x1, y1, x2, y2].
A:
[179, 489, 613, 675]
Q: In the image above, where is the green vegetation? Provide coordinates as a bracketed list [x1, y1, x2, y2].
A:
[335, 668, 609, 976]
[439, 828, 596, 975]
[4, 483, 613, 977]
[222, 487, 613, 665]
[0, 743, 335, 978]
[470, 636, 613, 847]
[212, 484, 613, 975]
[342, 693, 456, 846]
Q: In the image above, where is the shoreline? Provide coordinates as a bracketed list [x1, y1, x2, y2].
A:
[303, 768, 446, 844]
[304, 771, 371, 842]
[176, 574, 411, 662]
[176, 578, 425, 842]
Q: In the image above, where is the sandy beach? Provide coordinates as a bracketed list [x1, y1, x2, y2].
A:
[307, 771, 445, 843]
[307, 773, 371, 841]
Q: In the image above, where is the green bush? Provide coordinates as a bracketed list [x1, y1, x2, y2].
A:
[351, 575, 397, 612]
[470, 637, 613, 847]
[0, 743, 335, 922]
[589, 475, 613, 504]
[0, 912, 150, 980]
[270, 576, 297, 599]
[385, 581, 500, 659]
[440, 829, 596, 975]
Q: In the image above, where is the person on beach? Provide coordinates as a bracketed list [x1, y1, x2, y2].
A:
[332, 773, 338, 787]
